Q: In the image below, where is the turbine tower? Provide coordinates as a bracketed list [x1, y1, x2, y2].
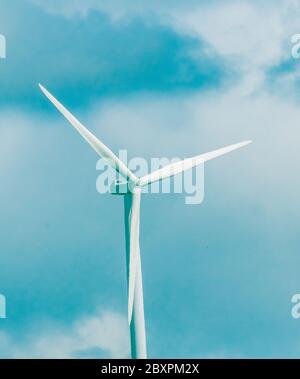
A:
[39, 84, 251, 359]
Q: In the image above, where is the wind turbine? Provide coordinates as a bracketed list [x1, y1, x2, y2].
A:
[39, 84, 251, 359]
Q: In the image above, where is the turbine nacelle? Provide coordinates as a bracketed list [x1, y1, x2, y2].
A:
[109, 180, 140, 195]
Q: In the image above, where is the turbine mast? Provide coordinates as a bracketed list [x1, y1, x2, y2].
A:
[124, 193, 147, 358]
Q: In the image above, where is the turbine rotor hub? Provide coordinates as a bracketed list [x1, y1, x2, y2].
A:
[109, 180, 141, 195]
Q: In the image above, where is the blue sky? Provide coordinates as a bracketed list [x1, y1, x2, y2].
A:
[1, 0, 300, 358]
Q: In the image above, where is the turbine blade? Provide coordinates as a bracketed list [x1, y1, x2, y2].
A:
[139, 140, 252, 187]
[128, 190, 141, 324]
[39, 84, 138, 184]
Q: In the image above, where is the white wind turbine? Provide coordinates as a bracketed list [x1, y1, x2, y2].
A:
[39, 84, 251, 359]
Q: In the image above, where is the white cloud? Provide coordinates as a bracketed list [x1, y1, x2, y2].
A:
[78, 78, 300, 218]
[169, 1, 300, 95]
[29, 0, 300, 94]
[0, 310, 129, 358]
[30, 0, 200, 19]
[2, 74, 300, 214]
[174, 2, 285, 65]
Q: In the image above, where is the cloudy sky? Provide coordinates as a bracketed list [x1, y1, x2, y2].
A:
[1, 0, 300, 358]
